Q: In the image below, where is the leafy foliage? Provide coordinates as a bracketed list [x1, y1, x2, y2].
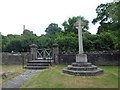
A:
[45, 23, 62, 35]
[62, 16, 89, 34]
[55, 32, 78, 52]
[1, 14, 119, 52]
[92, 1, 120, 34]
[92, 1, 120, 49]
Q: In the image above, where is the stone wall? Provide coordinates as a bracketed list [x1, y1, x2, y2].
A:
[1, 52, 31, 65]
[1, 50, 120, 66]
[58, 51, 120, 66]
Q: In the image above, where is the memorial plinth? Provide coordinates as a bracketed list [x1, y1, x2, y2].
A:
[76, 54, 87, 62]
[63, 19, 104, 76]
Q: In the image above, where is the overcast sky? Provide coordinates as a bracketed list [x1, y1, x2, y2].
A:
[0, 0, 113, 36]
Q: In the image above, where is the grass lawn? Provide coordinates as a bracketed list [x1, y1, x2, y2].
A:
[0, 65, 27, 84]
[21, 65, 119, 88]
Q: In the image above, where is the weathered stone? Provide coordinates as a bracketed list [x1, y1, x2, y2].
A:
[67, 65, 97, 71]
[72, 62, 92, 67]
[63, 67, 104, 76]
[63, 19, 104, 76]
[76, 54, 87, 62]
[63, 62, 104, 76]
[30, 44, 38, 60]
[25, 59, 53, 69]
[29, 44, 38, 48]
[74, 19, 85, 54]
[52, 44, 59, 64]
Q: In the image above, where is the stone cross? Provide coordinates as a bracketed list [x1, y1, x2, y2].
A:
[74, 19, 85, 54]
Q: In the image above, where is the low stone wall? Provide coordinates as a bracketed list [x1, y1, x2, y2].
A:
[58, 51, 120, 66]
[1, 51, 120, 66]
[1, 52, 31, 65]
[58, 53, 76, 65]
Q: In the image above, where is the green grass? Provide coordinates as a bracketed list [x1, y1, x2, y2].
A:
[0, 65, 27, 84]
[21, 65, 119, 88]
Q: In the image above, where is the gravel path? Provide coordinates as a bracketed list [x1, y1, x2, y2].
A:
[2, 70, 40, 88]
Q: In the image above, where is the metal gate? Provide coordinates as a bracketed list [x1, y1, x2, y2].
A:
[37, 48, 52, 60]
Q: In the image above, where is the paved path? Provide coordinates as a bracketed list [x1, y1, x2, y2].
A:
[2, 70, 40, 88]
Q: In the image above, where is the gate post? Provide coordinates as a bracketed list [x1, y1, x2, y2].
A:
[52, 44, 59, 64]
[30, 44, 38, 60]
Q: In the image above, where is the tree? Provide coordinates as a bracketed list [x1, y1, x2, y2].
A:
[2, 34, 21, 52]
[83, 32, 115, 51]
[55, 32, 78, 52]
[94, 32, 114, 51]
[20, 30, 37, 52]
[7, 40, 22, 52]
[92, 1, 120, 49]
[83, 33, 96, 51]
[45, 23, 62, 35]
[92, 1, 120, 34]
[2, 14, 118, 52]
[108, 1, 120, 30]
[108, 1, 120, 49]
[62, 16, 89, 34]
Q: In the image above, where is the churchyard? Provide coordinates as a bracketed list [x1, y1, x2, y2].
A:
[0, 65, 119, 88]
[1, 1, 120, 88]
[1, 19, 119, 88]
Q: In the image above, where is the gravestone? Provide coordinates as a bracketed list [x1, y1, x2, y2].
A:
[63, 19, 104, 76]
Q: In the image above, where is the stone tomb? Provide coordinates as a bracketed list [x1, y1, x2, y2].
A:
[63, 19, 104, 76]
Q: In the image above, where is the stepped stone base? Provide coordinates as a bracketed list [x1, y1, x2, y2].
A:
[63, 62, 104, 76]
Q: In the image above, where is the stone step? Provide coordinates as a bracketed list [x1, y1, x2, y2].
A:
[72, 62, 92, 67]
[67, 65, 97, 71]
[28, 60, 53, 63]
[63, 68, 104, 76]
[26, 63, 50, 66]
[36, 58, 53, 60]
[25, 66, 49, 69]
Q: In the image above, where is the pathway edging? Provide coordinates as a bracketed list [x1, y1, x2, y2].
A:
[2, 70, 41, 88]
